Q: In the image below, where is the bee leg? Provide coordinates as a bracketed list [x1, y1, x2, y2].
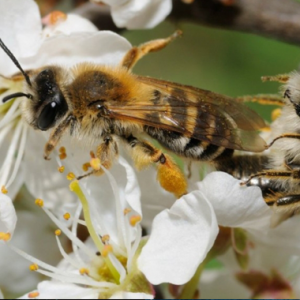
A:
[77, 135, 119, 180]
[121, 30, 182, 71]
[261, 74, 290, 83]
[123, 135, 188, 198]
[237, 94, 285, 106]
[268, 133, 300, 149]
[264, 193, 300, 227]
[44, 114, 76, 160]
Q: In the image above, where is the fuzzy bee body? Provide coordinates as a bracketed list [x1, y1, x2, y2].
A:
[0, 33, 267, 198]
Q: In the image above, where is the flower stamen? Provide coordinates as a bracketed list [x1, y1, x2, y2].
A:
[130, 215, 142, 227]
[29, 264, 39, 272]
[28, 292, 40, 299]
[67, 172, 76, 181]
[1, 185, 8, 194]
[35, 199, 44, 207]
[0, 232, 11, 241]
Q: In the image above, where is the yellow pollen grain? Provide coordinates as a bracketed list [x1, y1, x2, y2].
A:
[272, 108, 282, 121]
[59, 153, 67, 160]
[58, 166, 65, 173]
[66, 172, 76, 181]
[35, 199, 44, 207]
[130, 215, 142, 227]
[102, 244, 113, 257]
[55, 229, 62, 236]
[29, 264, 39, 272]
[102, 235, 110, 243]
[79, 268, 90, 276]
[28, 292, 40, 299]
[90, 158, 101, 171]
[0, 232, 11, 241]
[63, 213, 71, 221]
[124, 208, 132, 215]
[1, 186, 8, 194]
[82, 162, 91, 172]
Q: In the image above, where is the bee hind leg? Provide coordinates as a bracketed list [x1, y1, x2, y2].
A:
[123, 135, 188, 198]
[77, 135, 119, 180]
[121, 30, 182, 71]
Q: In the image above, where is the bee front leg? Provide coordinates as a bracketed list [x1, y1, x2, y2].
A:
[44, 114, 76, 160]
[77, 135, 119, 180]
[123, 135, 188, 198]
[121, 30, 182, 71]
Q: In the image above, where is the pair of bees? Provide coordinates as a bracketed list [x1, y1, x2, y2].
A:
[1, 32, 299, 226]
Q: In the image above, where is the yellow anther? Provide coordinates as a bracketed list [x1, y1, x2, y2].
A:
[124, 208, 132, 216]
[58, 166, 65, 173]
[59, 146, 66, 153]
[79, 268, 90, 276]
[55, 229, 62, 236]
[272, 108, 282, 121]
[1, 186, 8, 194]
[90, 158, 101, 171]
[261, 126, 271, 132]
[102, 244, 113, 258]
[28, 292, 40, 299]
[82, 162, 91, 172]
[59, 153, 67, 160]
[130, 215, 142, 227]
[29, 264, 39, 272]
[66, 172, 76, 181]
[102, 235, 110, 243]
[0, 232, 11, 241]
[63, 213, 71, 221]
[35, 199, 44, 207]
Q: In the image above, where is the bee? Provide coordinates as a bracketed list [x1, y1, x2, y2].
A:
[214, 73, 300, 226]
[0, 32, 266, 198]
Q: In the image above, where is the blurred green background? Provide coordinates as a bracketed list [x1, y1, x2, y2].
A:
[124, 21, 300, 123]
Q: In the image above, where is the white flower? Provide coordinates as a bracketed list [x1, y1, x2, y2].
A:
[14, 158, 219, 298]
[94, 0, 172, 29]
[0, 0, 131, 208]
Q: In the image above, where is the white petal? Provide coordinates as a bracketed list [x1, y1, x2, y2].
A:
[0, 0, 42, 75]
[37, 281, 98, 299]
[20, 31, 132, 70]
[138, 191, 219, 285]
[118, 157, 141, 216]
[110, 292, 154, 299]
[101, 0, 128, 6]
[110, 0, 172, 29]
[42, 14, 98, 38]
[0, 193, 17, 236]
[197, 172, 272, 231]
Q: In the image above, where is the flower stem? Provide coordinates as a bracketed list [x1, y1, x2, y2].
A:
[179, 262, 205, 299]
[70, 180, 120, 284]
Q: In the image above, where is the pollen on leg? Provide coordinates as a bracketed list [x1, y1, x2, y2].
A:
[35, 199, 44, 207]
[90, 158, 101, 171]
[63, 213, 71, 221]
[130, 215, 142, 227]
[59, 152, 67, 160]
[0, 232, 11, 241]
[1, 186, 8, 194]
[157, 154, 188, 198]
[272, 108, 282, 121]
[28, 292, 40, 299]
[29, 264, 39, 272]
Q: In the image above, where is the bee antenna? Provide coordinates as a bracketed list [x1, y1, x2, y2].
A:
[2, 92, 33, 103]
[0, 38, 32, 87]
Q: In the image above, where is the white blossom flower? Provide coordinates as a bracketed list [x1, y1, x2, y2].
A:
[93, 0, 172, 29]
[0, 194, 16, 242]
[11, 157, 219, 299]
[0, 0, 131, 209]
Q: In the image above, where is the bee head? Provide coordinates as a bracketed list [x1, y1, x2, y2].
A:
[25, 67, 69, 131]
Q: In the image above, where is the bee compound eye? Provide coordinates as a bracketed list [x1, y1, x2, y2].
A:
[37, 101, 60, 131]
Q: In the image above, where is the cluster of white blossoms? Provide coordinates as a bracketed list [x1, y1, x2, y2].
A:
[1, 0, 300, 299]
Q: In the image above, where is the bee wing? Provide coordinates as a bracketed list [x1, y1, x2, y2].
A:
[106, 76, 267, 152]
